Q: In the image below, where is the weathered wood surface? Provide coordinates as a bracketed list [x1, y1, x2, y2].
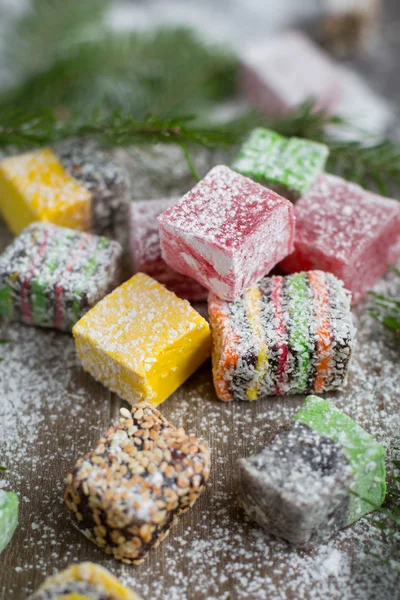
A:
[1, 2, 400, 597]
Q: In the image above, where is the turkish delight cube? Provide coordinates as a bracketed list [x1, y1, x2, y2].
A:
[0, 148, 92, 235]
[231, 127, 329, 201]
[208, 270, 356, 401]
[72, 272, 211, 406]
[54, 138, 131, 242]
[158, 165, 295, 301]
[65, 405, 210, 564]
[0, 222, 122, 331]
[236, 396, 386, 548]
[241, 30, 342, 116]
[130, 198, 208, 301]
[280, 174, 400, 303]
[0, 140, 130, 240]
[0, 490, 18, 554]
[29, 562, 142, 599]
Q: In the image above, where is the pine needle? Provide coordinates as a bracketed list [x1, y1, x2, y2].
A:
[369, 267, 400, 338]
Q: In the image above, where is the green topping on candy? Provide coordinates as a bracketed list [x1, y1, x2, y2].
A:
[0, 490, 18, 554]
[286, 273, 311, 392]
[294, 396, 386, 523]
[231, 127, 329, 198]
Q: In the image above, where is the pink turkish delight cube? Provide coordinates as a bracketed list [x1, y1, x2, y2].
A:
[241, 31, 342, 116]
[280, 174, 400, 303]
[129, 198, 208, 301]
[158, 165, 295, 301]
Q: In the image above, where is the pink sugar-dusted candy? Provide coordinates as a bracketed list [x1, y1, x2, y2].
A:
[158, 165, 295, 301]
[241, 31, 342, 115]
[280, 174, 400, 304]
[129, 198, 208, 301]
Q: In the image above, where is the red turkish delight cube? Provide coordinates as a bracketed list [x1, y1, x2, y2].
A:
[241, 31, 342, 116]
[280, 174, 400, 303]
[158, 166, 295, 301]
[129, 198, 208, 301]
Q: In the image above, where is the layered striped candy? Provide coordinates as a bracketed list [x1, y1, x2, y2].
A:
[241, 30, 342, 116]
[208, 270, 356, 401]
[158, 166, 295, 301]
[65, 405, 210, 564]
[231, 128, 329, 201]
[0, 222, 122, 331]
[236, 395, 386, 548]
[130, 198, 208, 301]
[280, 174, 400, 303]
[29, 562, 142, 599]
[73, 273, 211, 406]
[0, 490, 18, 554]
[0, 139, 130, 238]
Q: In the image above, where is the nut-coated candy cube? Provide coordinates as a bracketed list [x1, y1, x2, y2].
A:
[158, 165, 295, 301]
[231, 128, 329, 201]
[0, 490, 18, 554]
[0, 222, 122, 331]
[0, 148, 92, 235]
[29, 562, 142, 599]
[241, 30, 342, 115]
[208, 271, 355, 401]
[73, 273, 211, 406]
[236, 396, 386, 548]
[280, 174, 400, 303]
[130, 198, 208, 301]
[65, 405, 210, 564]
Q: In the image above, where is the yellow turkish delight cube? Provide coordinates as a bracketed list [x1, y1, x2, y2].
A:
[0, 148, 92, 234]
[30, 561, 142, 599]
[73, 272, 211, 406]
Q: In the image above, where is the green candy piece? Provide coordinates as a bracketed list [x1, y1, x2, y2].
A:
[0, 490, 18, 553]
[294, 396, 386, 523]
[231, 127, 329, 199]
[286, 272, 311, 392]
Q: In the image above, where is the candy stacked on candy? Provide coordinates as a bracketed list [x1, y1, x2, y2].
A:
[236, 396, 386, 548]
[29, 562, 142, 599]
[129, 197, 208, 301]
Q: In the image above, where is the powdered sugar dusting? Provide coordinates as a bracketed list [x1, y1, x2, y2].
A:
[0, 212, 399, 599]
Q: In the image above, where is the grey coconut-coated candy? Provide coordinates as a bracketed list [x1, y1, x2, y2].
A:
[236, 423, 353, 548]
[54, 138, 131, 244]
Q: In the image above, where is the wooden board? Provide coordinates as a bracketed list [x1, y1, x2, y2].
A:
[0, 206, 399, 600]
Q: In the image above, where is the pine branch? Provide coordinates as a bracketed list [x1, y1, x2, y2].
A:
[369, 267, 400, 338]
[0, 26, 238, 119]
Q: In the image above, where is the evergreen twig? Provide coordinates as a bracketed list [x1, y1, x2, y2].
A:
[369, 267, 400, 338]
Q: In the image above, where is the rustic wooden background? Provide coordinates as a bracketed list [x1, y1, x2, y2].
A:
[1, 2, 400, 599]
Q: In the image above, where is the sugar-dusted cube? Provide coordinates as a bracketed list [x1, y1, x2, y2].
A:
[55, 138, 131, 241]
[236, 396, 386, 548]
[130, 198, 208, 301]
[0, 222, 122, 331]
[208, 271, 355, 401]
[0, 140, 130, 239]
[280, 174, 400, 303]
[0, 148, 92, 235]
[158, 166, 295, 301]
[231, 128, 329, 201]
[241, 30, 342, 115]
[65, 405, 210, 564]
[73, 272, 211, 406]
[29, 562, 142, 599]
[0, 490, 18, 554]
